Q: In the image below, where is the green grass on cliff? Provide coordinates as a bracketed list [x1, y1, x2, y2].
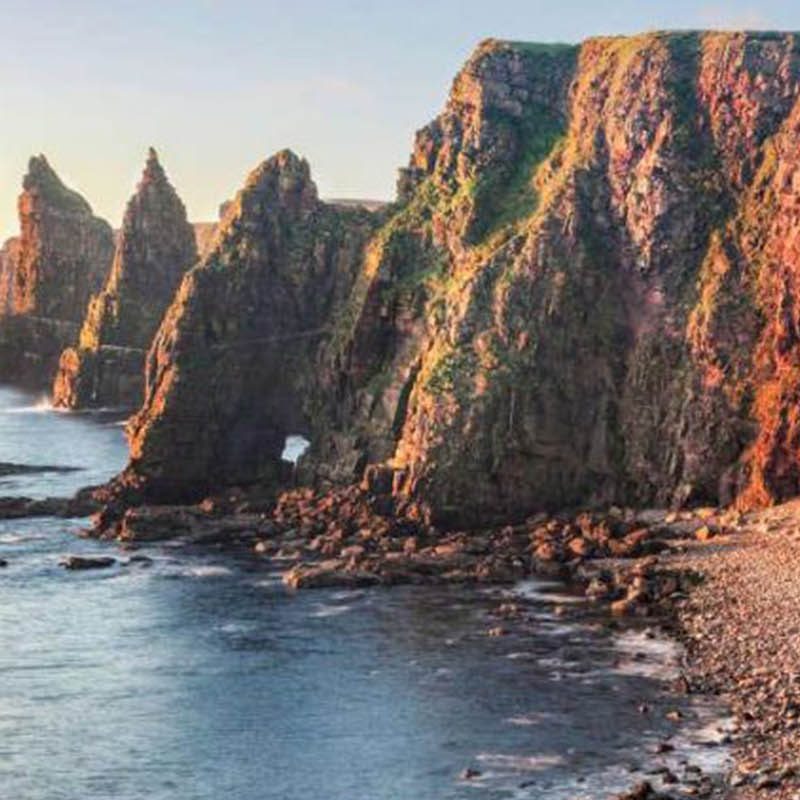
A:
[501, 41, 576, 55]
[473, 113, 565, 244]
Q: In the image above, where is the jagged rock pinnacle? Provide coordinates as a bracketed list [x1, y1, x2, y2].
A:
[141, 146, 167, 186]
[52, 149, 198, 410]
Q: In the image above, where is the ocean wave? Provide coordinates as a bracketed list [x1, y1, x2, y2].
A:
[476, 752, 565, 771]
[180, 565, 234, 578]
[309, 603, 353, 618]
[0, 396, 56, 414]
[610, 628, 681, 679]
[505, 711, 561, 726]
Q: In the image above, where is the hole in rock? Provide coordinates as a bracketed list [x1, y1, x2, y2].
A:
[281, 435, 310, 464]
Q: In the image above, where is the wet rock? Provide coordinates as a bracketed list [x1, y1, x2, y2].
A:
[60, 555, 116, 570]
[282, 561, 381, 590]
[614, 781, 659, 800]
[125, 554, 154, 567]
[694, 525, 717, 542]
[0, 462, 80, 477]
[0, 487, 102, 520]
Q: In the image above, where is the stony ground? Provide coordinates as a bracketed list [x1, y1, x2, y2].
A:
[668, 501, 800, 799]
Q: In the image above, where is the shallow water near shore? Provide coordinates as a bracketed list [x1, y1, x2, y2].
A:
[0, 385, 731, 799]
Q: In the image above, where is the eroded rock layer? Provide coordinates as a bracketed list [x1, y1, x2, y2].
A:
[53, 149, 197, 409]
[0, 157, 114, 387]
[117, 32, 800, 524]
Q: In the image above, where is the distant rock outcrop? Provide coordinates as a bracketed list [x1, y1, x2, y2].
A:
[0, 156, 114, 387]
[52, 149, 197, 409]
[13, 156, 113, 321]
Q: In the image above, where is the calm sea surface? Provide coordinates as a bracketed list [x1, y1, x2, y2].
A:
[0, 385, 729, 800]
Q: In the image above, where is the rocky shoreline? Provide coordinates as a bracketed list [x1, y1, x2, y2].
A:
[92, 488, 800, 797]
[668, 503, 800, 799]
[6, 468, 800, 797]
[94, 483, 736, 797]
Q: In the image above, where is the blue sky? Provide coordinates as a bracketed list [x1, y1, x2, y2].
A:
[0, 0, 796, 238]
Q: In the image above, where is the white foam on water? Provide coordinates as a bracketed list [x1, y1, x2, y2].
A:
[330, 590, 365, 601]
[513, 579, 586, 605]
[251, 576, 283, 588]
[0, 532, 46, 544]
[610, 628, 681, 679]
[309, 603, 353, 618]
[217, 622, 257, 634]
[664, 706, 736, 775]
[537, 656, 581, 670]
[434, 667, 453, 677]
[181, 565, 233, 578]
[505, 711, 561, 727]
[281, 435, 310, 464]
[1, 396, 55, 414]
[476, 753, 565, 771]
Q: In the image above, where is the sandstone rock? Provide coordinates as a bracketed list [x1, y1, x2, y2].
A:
[0, 236, 19, 313]
[282, 561, 380, 590]
[13, 155, 113, 321]
[0, 156, 114, 387]
[0, 492, 100, 519]
[695, 525, 717, 542]
[53, 149, 198, 410]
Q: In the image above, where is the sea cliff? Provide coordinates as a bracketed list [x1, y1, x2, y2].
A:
[106, 32, 800, 526]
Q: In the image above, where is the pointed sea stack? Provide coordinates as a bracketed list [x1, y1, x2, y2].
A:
[13, 155, 113, 321]
[112, 149, 378, 503]
[0, 156, 114, 387]
[53, 149, 198, 409]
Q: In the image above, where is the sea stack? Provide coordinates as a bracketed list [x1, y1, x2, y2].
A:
[116, 149, 378, 503]
[0, 156, 114, 387]
[53, 148, 198, 410]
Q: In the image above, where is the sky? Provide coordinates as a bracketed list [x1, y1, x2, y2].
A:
[1, 0, 797, 239]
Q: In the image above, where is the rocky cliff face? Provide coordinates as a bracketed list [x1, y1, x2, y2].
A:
[13, 156, 114, 321]
[0, 157, 114, 387]
[0, 237, 20, 313]
[114, 32, 800, 524]
[52, 149, 197, 409]
[116, 150, 378, 502]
